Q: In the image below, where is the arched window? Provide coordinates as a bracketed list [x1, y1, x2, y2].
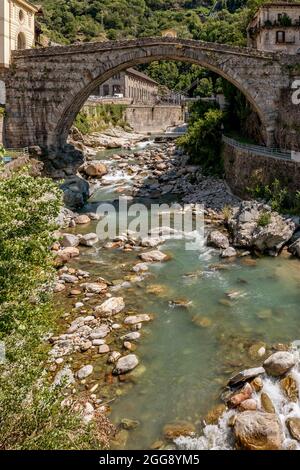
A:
[17, 32, 26, 50]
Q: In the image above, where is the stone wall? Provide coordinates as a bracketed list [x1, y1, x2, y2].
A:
[3, 37, 291, 155]
[125, 105, 184, 133]
[222, 141, 300, 197]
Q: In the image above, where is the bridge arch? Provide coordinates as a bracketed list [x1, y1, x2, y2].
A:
[4, 38, 288, 153]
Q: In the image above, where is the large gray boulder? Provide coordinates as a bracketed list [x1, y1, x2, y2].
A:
[113, 354, 139, 375]
[234, 411, 283, 450]
[61, 176, 90, 209]
[263, 351, 296, 377]
[288, 238, 300, 258]
[94, 297, 125, 316]
[229, 202, 295, 255]
[207, 230, 229, 250]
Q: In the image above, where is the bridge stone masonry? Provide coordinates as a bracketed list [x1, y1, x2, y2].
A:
[1, 37, 300, 173]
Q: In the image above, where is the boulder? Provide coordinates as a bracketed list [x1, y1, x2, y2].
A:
[228, 367, 265, 387]
[61, 233, 80, 248]
[139, 250, 169, 263]
[261, 392, 275, 413]
[121, 332, 141, 341]
[79, 233, 99, 247]
[61, 176, 90, 210]
[263, 351, 296, 377]
[234, 411, 283, 450]
[80, 282, 107, 294]
[207, 230, 229, 250]
[124, 314, 151, 325]
[77, 365, 93, 380]
[163, 421, 196, 440]
[288, 239, 300, 258]
[141, 237, 164, 248]
[280, 375, 298, 402]
[89, 325, 110, 340]
[75, 214, 91, 225]
[132, 263, 149, 273]
[286, 418, 300, 442]
[229, 202, 295, 255]
[55, 247, 80, 265]
[229, 383, 252, 407]
[95, 297, 125, 316]
[221, 247, 237, 258]
[113, 354, 139, 375]
[83, 161, 107, 178]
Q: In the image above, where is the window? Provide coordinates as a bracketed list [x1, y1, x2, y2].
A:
[276, 31, 285, 43]
[278, 13, 282, 22]
[103, 84, 110, 96]
[19, 9, 25, 23]
[113, 73, 121, 80]
[113, 85, 121, 95]
[17, 32, 26, 50]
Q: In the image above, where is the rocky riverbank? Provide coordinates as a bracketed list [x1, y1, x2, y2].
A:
[176, 348, 300, 450]
[47, 137, 300, 450]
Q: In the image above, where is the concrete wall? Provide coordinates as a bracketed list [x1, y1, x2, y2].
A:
[125, 105, 184, 133]
[222, 141, 300, 197]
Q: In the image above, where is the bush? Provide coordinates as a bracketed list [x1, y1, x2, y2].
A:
[257, 211, 271, 227]
[74, 104, 128, 135]
[0, 167, 110, 449]
[177, 107, 224, 175]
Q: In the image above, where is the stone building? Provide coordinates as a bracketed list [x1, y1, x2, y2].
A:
[0, 0, 38, 68]
[94, 68, 160, 104]
[247, 2, 300, 54]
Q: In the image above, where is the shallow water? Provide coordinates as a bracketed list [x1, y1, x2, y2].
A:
[75, 145, 300, 450]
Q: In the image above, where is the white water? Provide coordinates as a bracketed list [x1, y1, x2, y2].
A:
[176, 348, 300, 450]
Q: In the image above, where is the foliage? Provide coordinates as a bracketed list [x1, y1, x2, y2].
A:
[248, 178, 300, 215]
[37, 1, 254, 93]
[74, 104, 128, 134]
[0, 168, 108, 449]
[177, 105, 224, 174]
[257, 211, 271, 227]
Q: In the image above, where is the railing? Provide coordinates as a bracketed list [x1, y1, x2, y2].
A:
[222, 135, 292, 161]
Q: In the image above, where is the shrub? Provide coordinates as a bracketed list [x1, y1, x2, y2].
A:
[257, 211, 271, 227]
[177, 108, 224, 175]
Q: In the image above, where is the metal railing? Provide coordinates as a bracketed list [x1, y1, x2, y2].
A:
[222, 135, 292, 161]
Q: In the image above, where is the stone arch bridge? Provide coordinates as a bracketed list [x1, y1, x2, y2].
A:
[1, 37, 300, 164]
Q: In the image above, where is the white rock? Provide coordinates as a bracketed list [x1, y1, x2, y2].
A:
[263, 351, 296, 377]
[77, 365, 93, 380]
[60, 273, 78, 284]
[139, 250, 169, 263]
[124, 314, 151, 325]
[61, 233, 80, 248]
[79, 233, 99, 247]
[80, 282, 107, 294]
[89, 325, 110, 339]
[132, 263, 149, 273]
[94, 297, 125, 316]
[113, 354, 139, 375]
[121, 332, 141, 341]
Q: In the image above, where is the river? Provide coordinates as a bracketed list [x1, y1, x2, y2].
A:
[62, 140, 300, 450]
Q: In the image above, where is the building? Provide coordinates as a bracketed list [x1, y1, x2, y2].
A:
[247, 2, 300, 54]
[94, 68, 160, 104]
[0, 0, 38, 68]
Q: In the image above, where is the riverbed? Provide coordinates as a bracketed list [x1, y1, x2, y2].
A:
[58, 141, 300, 450]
